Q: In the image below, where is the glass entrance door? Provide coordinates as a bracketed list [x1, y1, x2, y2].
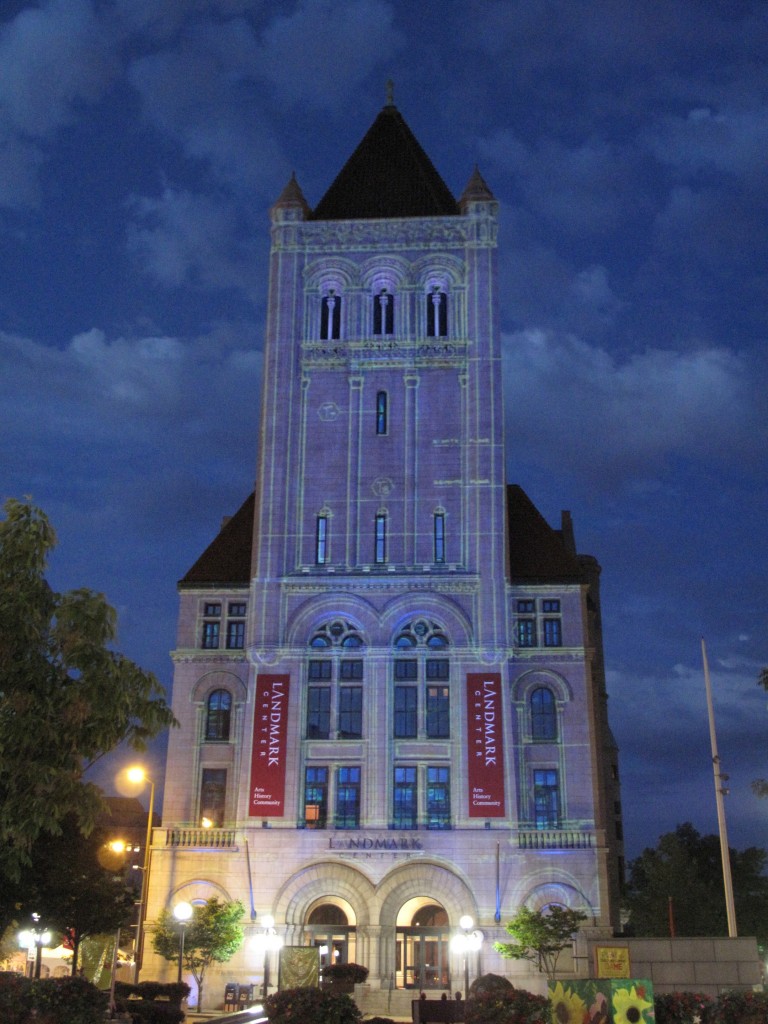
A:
[398, 926, 450, 990]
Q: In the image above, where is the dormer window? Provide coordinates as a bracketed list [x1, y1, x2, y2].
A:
[321, 291, 341, 340]
[427, 288, 447, 337]
[373, 288, 394, 336]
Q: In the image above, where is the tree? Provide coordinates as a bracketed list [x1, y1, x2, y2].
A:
[493, 905, 587, 982]
[152, 897, 245, 1010]
[0, 498, 176, 881]
[623, 823, 768, 950]
[0, 816, 135, 973]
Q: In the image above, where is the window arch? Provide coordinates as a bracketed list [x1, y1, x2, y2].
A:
[530, 686, 557, 741]
[373, 288, 394, 336]
[426, 287, 448, 337]
[205, 689, 232, 741]
[320, 290, 341, 340]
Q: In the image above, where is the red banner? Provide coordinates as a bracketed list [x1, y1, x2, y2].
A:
[466, 673, 505, 817]
[249, 674, 290, 816]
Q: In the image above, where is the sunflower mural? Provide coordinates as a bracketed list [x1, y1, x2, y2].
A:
[548, 978, 655, 1024]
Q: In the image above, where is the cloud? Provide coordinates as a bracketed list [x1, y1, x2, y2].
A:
[503, 329, 753, 485]
[254, 0, 402, 110]
[126, 187, 259, 294]
[0, 0, 116, 138]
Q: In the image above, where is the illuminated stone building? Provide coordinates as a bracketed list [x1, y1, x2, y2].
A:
[144, 98, 623, 1010]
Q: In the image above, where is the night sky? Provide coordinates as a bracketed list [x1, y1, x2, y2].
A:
[1, 0, 766, 863]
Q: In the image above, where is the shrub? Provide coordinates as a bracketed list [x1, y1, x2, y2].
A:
[0, 972, 34, 1024]
[465, 986, 550, 1024]
[654, 992, 713, 1024]
[365, 1017, 395, 1024]
[118, 1002, 184, 1024]
[468, 974, 514, 998]
[32, 976, 108, 1024]
[322, 962, 370, 983]
[265, 985, 363, 1024]
[708, 990, 768, 1024]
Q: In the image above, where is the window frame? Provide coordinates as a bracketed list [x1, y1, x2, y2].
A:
[205, 689, 232, 742]
[393, 766, 418, 829]
[335, 766, 361, 828]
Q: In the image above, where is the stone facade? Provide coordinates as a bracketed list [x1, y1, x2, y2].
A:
[142, 102, 623, 1010]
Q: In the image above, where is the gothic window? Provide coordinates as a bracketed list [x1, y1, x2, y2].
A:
[530, 687, 557, 741]
[373, 288, 394, 336]
[205, 689, 232, 741]
[321, 292, 341, 340]
[427, 289, 448, 337]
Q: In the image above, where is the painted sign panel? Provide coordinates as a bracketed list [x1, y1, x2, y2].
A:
[249, 674, 290, 816]
[466, 672, 505, 817]
[595, 945, 631, 978]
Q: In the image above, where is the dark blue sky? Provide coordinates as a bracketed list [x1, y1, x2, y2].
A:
[1, 0, 766, 861]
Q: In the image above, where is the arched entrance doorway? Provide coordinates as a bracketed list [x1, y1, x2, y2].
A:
[304, 900, 357, 969]
[396, 898, 451, 991]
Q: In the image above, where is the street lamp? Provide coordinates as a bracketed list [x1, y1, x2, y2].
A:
[18, 916, 52, 980]
[126, 765, 155, 982]
[450, 915, 483, 1000]
[173, 902, 193, 985]
[254, 914, 284, 999]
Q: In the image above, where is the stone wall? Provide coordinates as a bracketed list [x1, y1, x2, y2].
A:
[585, 937, 762, 996]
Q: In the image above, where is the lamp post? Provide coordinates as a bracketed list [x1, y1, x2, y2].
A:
[173, 901, 193, 985]
[256, 914, 284, 1000]
[126, 766, 155, 982]
[18, 916, 52, 980]
[450, 915, 483, 1000]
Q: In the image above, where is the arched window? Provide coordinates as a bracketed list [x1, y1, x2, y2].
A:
[205, 689, 232, 741]
[530, 686, 557, 741]
[321, 291, 341, 340]
[373, 288, 394, 336]
[426, 289, 448, 337]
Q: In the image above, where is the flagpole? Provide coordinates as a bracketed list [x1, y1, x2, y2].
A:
[701, 637, 737, 937]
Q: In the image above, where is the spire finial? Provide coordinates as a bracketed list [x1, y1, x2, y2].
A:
[386, 79, 394, 106]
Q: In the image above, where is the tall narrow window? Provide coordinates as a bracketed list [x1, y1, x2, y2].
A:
[517, 618, 537, 647]
[336, 766, 361, 828]
[427, 767, 451, 828]
[393, 767, 417, 829]
[394, 685, 417, 738]
[433, 512, 445, 563]
[306, 687, 331, 739]
[200, 768, 226, 827]
[338, 686, 362, 739]
[304, 766, 328, 828]
[427, 289, 447, 337]
[543, 618, 562, 647]
[426, 685, 450, 738]
[205, 689, 232, 741]
[373, 289, 394, 335]
[226, 619, 245, 650]
[321, 293, 341, 340]
[316, 515, 328, 565]
[202, 620, 220, 649]
[375, 514, 386, 564]
[376, 391, 388, 435]
[531, 687, 557, 740]
[533, 769, 559, 829]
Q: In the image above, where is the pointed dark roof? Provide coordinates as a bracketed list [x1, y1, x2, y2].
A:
[178, 492, 254, 588]
[311, 103, 458, 220]
[506, 484, 586, 582]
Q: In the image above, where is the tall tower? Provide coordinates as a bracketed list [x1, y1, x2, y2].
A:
[151, 99, 622, 1010]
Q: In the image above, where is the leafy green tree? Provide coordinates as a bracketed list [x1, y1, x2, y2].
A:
[623, 823, 768, 949]
[0, 498, 176, 881]
[152, 897, 245, 1010]
[0, 816, 135, 973]
[493, 905, 587, 982]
